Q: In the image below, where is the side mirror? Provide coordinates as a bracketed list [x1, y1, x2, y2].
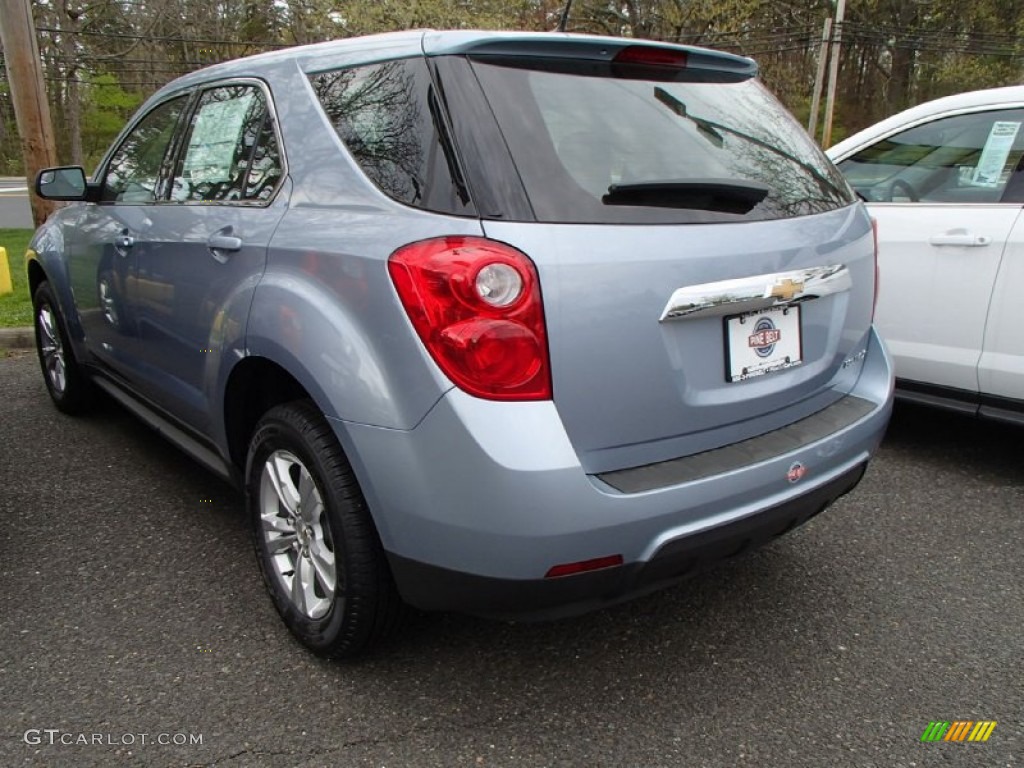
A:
[36, 166, 89, 201]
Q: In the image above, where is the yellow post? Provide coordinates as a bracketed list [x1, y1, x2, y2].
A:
[0, 247, 12, 295]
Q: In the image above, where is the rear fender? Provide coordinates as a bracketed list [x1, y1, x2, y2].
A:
[245, 263, 451, 430]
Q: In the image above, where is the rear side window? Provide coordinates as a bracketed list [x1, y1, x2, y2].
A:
[309, 58, 473, 216]
[466, 59, 854, 224]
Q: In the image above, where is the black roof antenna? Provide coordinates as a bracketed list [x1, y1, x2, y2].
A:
[556, 0, 573, 32]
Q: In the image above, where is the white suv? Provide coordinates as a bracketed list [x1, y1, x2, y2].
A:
[828, 86, 1024, 425]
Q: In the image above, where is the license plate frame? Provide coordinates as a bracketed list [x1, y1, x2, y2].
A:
[724, 305, 803, 382]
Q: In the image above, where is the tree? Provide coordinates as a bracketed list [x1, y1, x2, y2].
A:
[2, 0, 1022, 173]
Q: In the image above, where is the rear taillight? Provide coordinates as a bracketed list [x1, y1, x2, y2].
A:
[870, 217, 880, 320]
[388, 236, 551, 401]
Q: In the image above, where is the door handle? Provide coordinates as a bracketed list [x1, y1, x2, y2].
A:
[929, 230, 991, 247]
[208, 234, 242, 252]
[113, 230, 134, 257]
[207, 229, 242, 264]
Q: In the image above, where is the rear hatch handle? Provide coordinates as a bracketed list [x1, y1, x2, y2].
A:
[659, 264, 852, 321]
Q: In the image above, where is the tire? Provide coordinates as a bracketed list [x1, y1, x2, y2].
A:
[246, 400, 405, 658]
[32, 281, 94, 415]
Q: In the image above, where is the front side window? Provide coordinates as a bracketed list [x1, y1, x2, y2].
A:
[837, 108, 1024, 204]
[102, 96, 189, 203]
[309, 58, 473, 216]
[171, 84, 282, 203]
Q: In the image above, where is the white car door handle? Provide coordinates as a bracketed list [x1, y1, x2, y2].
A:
[929, 230, 991, 247]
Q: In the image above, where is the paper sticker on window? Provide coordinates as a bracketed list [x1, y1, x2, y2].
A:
[972, 121, 1021, 187]
[182, 93, 256, 185]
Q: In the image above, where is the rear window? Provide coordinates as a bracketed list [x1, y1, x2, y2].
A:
[468, 59, 855, 224]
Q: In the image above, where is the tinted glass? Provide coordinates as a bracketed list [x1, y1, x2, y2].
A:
[172, 85, 281, 203]
[309, 58, 473, 216]
[838, 108, 1024, 204]
[245, 113, 284, 202]
[467, 60, 854, 224]
[102, 96, 189, 203]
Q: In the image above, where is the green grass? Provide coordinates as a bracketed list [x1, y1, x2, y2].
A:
[0, 228, 35, 328]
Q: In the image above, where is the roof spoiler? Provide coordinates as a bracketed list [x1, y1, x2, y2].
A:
[422, 32, 757, 79]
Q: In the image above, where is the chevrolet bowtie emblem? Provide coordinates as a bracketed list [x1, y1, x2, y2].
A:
[769, 278, 803, 302]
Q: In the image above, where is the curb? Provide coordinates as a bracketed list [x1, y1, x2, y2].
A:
[0, 326, 34, 349]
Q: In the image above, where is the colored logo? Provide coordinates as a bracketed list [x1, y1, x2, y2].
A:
[920, 721, 997, 742]
[748, 317, 782, 358]
[786, 462, 806, 483]
[769, 278, 804, 302]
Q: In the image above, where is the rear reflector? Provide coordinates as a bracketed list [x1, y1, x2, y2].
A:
[545, 555, 624, 579]
[613, 45, 688, 69]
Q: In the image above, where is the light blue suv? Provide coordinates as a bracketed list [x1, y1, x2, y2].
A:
[29, 30, 892, 657]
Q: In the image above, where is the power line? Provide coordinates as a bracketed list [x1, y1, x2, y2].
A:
[843, 22, 1023, 44]
[8, 22, 1022, 92]
[34, 25, 294, 49]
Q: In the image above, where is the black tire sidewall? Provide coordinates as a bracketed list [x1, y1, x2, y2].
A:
[32, 281, 88, 413]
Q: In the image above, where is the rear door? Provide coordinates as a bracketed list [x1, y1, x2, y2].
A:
[979, 207, 1024, 417]
[126, 81, 288, 433]
[434, 47, 873, 472]
[480, 216, 872, 472]
[835, 106, 1024, 396]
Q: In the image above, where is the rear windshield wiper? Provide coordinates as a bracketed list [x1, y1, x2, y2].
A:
[653, 86, 848, 201]
[602, 179, 770, 213]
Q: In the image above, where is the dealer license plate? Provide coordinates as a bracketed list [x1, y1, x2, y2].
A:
[725, 305, 802, 382]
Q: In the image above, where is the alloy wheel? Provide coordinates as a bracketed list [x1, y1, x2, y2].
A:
[37, 304, 67, 395]
[258, 449, 337, 619]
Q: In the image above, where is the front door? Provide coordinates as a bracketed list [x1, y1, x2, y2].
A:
[70, 94, 192, 383]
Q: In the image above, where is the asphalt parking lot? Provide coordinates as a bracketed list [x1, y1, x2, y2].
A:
[1, 349, 1021, 768]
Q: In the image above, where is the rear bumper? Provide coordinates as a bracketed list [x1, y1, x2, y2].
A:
[387, 461, 866, 620]
[334, 327, 892, 618]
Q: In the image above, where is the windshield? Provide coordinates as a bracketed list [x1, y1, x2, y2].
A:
[469, 59, 855, 224]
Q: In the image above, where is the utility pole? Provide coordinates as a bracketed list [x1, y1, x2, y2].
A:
[807, 17, 833, 141]
[821, 0, 847, 148]
[0, 0, 58, 227]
